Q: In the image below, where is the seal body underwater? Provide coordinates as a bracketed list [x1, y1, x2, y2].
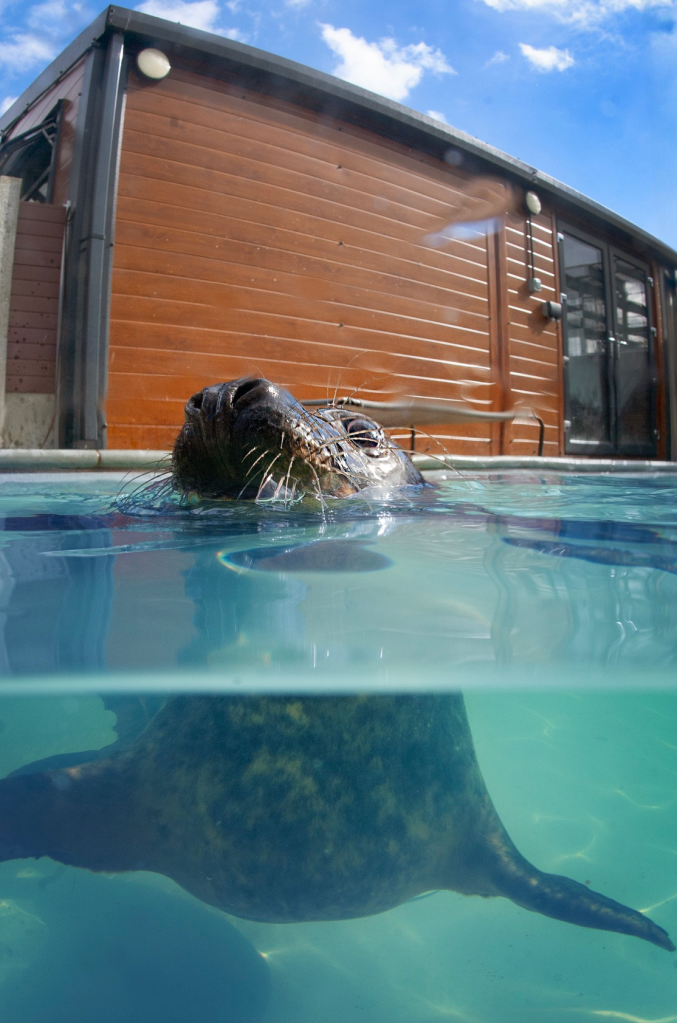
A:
[0, 692, 672, 949]
[0, 379, 671, 952]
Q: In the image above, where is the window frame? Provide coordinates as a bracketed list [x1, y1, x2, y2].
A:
[0, 100, 64, 203]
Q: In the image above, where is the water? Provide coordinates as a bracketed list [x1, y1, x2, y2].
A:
[1, 470, 677, 1021]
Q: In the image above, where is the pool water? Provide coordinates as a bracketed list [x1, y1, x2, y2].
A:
[1, 469, 677, 1021]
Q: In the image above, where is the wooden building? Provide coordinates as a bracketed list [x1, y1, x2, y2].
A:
[1, 5, 676, 459]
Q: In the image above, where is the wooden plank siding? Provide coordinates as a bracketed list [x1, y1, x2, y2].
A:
[501, 212, 562, 456]
[108, 67, 514, 453]
[6, 203, 66, 394]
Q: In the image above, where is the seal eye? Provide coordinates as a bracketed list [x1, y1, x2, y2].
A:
[344, 417, 383, 454]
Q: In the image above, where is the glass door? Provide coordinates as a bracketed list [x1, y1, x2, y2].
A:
[560, 233, 612, 452]
[612, 256, 656, 455]
[560, 228, 656, 457]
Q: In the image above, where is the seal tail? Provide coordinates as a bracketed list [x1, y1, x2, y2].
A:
[479, 830, 674, 952]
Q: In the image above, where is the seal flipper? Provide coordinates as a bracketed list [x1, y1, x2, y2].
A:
[8, 695, 165, 778]
[474, 828, 675, 952]
[0, 765, 148, 874]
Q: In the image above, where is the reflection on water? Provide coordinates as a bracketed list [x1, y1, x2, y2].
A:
[1, 471, 676, 678]
[0, 471, 677, 1021]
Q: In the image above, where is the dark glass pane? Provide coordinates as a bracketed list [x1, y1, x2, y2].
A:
[0, 111, 58, 203]
[562, 234, 610, 446]
[613, 259, 654, 451]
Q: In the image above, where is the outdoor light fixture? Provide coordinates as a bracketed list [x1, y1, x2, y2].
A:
[136, 48, 171, 80]
[542, 301, 563, 321]
[525, 191, 542, 215]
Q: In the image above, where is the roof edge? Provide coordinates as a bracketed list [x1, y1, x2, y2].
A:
[0, 8, 110, 135]
[2, 4, 676, 266]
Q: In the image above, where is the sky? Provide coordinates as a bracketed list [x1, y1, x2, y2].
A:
[1, 0, 676, 249]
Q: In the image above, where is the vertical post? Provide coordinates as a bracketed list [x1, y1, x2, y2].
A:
[492, 218, 511, 455]
[0, 175, 21, 444]
[82, 31, 125, 447]
[550, 214, 565, 456]
[58, 31, 127, 449]
[658, 269, 677, 461]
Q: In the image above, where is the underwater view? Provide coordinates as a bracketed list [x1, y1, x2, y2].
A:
[0, 469, 676, 1022]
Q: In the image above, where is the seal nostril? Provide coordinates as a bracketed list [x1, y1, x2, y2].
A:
[232, 378, 265, 405]
[185, 391, 205, 420]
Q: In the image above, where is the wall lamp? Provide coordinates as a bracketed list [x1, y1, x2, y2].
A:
[137, 48, 171, 80]
[542, 300, 563, 321]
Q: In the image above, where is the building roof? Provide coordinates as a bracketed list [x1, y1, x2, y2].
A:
[2, 4, 676, 267]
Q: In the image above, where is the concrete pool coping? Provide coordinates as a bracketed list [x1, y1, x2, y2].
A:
[1, 448, 676, 474]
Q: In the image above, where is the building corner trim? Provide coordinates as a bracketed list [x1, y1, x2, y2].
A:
[58, 30, 127, 449]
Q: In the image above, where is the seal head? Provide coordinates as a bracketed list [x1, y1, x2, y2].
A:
[172, 377, 425, 500]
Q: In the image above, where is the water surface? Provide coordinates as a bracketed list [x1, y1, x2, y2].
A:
[0, 469, 676, 1021]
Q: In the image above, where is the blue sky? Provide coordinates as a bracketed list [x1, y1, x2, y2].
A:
[1, 0, 676, 249]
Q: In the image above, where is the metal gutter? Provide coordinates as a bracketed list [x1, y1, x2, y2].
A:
[1, 6, 676, 268]
[0, 449, 674, 474]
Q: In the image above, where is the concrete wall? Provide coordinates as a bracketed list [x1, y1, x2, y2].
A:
[2, 393, 57, 447]
[0, 175, 21, 445]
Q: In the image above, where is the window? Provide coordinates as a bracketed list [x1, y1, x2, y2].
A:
[0, 101, 63, 203]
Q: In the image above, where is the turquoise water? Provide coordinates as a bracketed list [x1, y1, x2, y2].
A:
[1, 470, 677, 1021]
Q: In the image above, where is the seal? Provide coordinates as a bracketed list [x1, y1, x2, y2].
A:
[171, 376, 426, 501]
[0, 693, 672, 950]
[0, 380, 670, 953]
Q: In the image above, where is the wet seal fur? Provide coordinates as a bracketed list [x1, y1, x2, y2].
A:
[0, 379, 672, 953]
[171, 376, 425, 501]
[0, 693, 672, 950]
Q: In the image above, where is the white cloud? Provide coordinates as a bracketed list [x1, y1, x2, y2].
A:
[27, 1, 70, 33]
[287, 0, 313, 7]
[0, 33, 56, 72]
[1, 96, 18, 114]
[484, 49, 510, 66]
[319, 24, 455, 103]
[426, 109, 449, 123]
[519, 42, 574, 70]
[477, 0, 674, 29]
[136, 0, 225, 33]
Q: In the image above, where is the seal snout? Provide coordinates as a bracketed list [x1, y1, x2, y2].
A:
[172, 375, 426, 501]
[231, 377, 273, 408]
